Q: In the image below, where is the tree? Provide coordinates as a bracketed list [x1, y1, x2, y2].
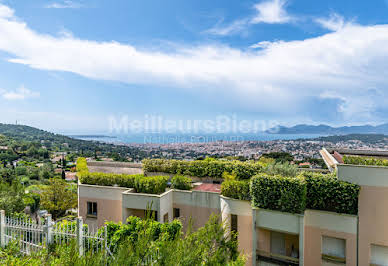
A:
[40, 178, 77, 220]
[0, 182, 26, 214]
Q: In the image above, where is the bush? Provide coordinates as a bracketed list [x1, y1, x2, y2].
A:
[304, 172, 360, 215]
[262, 162, 298, 177]
[221, 180, 251, 201]
[79, 172, 142, 188]
[250, 174, 306, 214]
[171, 175, 192, 190]
[343, 155, 388, 166]
[76, 157, 88, 172]
[134, 175, 169, 194]
[142, 158, 262, 180]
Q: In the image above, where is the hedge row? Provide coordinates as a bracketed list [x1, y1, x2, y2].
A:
[79, 171, 142, 188]
[304, 173, 360, 215]
[221, 180, 251, 201]
[171, 175, 192, 190]
[135, 175, 169, 194]
[142, 158, 262, 180]
[251, 174, 306, 214]
[343, 155, 388, 167]
[248, 172, 360, 215]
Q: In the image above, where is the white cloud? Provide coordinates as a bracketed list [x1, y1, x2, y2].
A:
[206, 0, 293, 36]
[251, 0, 292, 24]
[0, 4, 13, 18]
[45, 1, 83, 9]
[1, 4, 388, 120]
[0, 86, 40, 100]
[315, 13, 353, 31]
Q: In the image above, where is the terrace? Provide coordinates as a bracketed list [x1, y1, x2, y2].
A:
[320, 148, 388, 186]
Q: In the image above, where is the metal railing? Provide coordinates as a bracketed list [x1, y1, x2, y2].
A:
[0, 210, 112, 257]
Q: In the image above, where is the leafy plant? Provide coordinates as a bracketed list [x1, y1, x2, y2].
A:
[221, 179, 251, 201]
[250, 174, 306, 214]
[343, 155, 388, 166]
[171, 175, 192, 190]
[134, 175, 169, 194]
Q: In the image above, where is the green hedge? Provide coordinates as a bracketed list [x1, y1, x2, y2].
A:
[250, 174, 306, 214]
[76, 157, 88, 172]
[304, 173, 360, 215]
[142, 158, 262, 180]
[343, 155, 388, 167]
[79, 171, 142, 188]
[171, 175, 192, 190]
[221, 180, 251, 201]
[250, 172, 360, 215]
[134, 175, 169, 194]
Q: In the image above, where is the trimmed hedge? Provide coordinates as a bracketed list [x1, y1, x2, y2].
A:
[79, 171, 142, 188]
[221, 180, 251, 201]
[343, 155, 388, 167]
[142, 158, 262, 180]
[250, 172, 360, 215]
[250, 174, 307, 214]
[134, 175, 169, 194]
[304, 173, 360, 215]
[171, 175, 192, 190]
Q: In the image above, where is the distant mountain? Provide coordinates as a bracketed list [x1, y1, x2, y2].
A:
[266, 123, 388, 135]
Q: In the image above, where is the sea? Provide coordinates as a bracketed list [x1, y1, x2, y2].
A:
[71, 133, 325, 145]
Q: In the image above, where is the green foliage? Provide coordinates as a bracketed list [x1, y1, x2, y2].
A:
[343, 155, 388, 166]
[40, 178, 77, 220]
[262, 162, 298, 177]
[76, 157, 88, 172]
[221, 179, 251, 201]
[134, 175, 169, 194]
[303, 172, 360, 215]
[171, 175, 192, 190]
[261, 152, 294, 163]
[79, 171, 142, 188]
[0, 182, 26, 214]
[250, 174, 307, 214]
[143, 158, 262, 180]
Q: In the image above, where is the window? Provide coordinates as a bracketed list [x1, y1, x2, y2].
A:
[173, 208, 180, 219]
[231, 214, 238, 233]
[371, 244, 388, 265]
[322, 236, 346, 264]
[87, 202, 97, 216]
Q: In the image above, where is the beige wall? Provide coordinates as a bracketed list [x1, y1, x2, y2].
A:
[172, 203, 220, 231]
[79, 196, 122, 227]
[304, 226, 356, 266]
[358, 185, 388, 265]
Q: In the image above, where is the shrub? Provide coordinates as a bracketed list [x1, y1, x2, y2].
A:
[343, 155, 388, 167]
[221, 180, 251, 201]
[76, 157, 88, 172]
[171, 175, 192, 190]
[142, 158, 262, 180]
[79, 172, 142, 188]
[304, 173, 360, 215]
[250, 174, 306, 214]
[262, 162, 298, 177]
[134, 175, 169, 194]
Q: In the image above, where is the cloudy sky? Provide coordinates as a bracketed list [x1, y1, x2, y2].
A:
[1, 0, 388, 133]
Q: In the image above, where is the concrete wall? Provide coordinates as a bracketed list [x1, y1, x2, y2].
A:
[78, 184, 129, 227]
[337, 164, 388, 187]
[220, 196, 253, 265]
[304, 210, 357, 266]
[172, 190, 220, 230]
[358, 185, 388, 265]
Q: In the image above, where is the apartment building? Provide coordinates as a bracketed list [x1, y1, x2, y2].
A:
[78, 151, 388, 265]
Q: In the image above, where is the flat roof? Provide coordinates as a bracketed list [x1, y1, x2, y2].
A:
[193, 183, 221, 193]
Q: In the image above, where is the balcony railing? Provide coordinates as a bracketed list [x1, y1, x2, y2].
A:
[257, 249, 299, 266]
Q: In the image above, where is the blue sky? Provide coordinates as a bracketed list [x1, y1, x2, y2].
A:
[1, 0, 388, 133]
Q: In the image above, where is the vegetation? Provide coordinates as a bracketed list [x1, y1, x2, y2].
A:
[0, 215, 244, 265]
[40, 178, 77, 220]
[303, 172, 360, 215]
[221, 179, 251, 201]
[343, 155, 388, 166]
[261, 152, 294, 163]
[134, 175, 169, 194]
[250, 174, 307, 214]
[143, 158, 262, 180]
[171, 175, 192, 190]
